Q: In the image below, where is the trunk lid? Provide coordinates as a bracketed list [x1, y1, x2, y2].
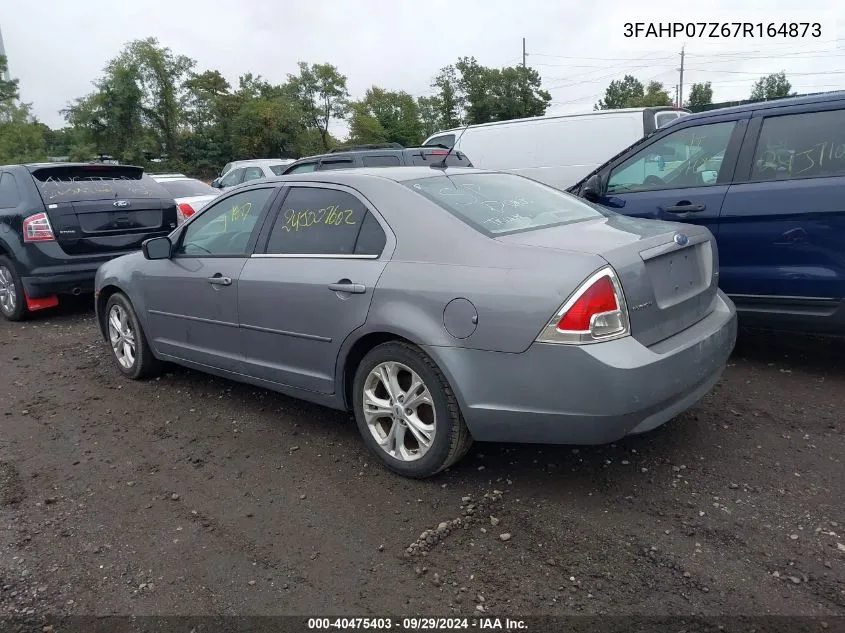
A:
[30, 164, 178, 255]
[496, 215, 719, 347]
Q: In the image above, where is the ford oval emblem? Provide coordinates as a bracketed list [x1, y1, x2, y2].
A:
[673, 232, 689, 246]
[113, 200, 130, 208]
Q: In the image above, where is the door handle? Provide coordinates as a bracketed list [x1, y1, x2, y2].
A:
[662, 202, 706, 213]
[207, 275, 232, 286]
[328, 281, 366, 294]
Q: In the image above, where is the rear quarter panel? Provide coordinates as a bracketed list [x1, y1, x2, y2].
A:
[350, 178, 608, 354]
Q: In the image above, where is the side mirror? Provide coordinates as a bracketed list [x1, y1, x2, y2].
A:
[142, 236, 173, 260]
[211, 178, 222, 188]
[581, 174, 604, 202]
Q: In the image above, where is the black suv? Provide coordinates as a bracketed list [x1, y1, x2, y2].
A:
[280, 143, 473, 174]
[0, 163, 178, 321]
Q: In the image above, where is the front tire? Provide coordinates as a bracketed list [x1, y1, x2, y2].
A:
[352, 341, 472, 478]
[0, 256, 28, 322]
[104, 293, 161, 380]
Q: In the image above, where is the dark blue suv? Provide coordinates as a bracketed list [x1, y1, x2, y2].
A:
[570, 91, 845, 336]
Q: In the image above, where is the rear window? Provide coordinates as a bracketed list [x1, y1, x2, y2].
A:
[404, 172, 605, 236]
[410, 150, 472, 167]
[31, 165, 170, 203]
[157, 179, 217, 198]
[424, 134, 456, 149]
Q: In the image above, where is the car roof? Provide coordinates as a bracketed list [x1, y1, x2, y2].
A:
[427, 106, 688, 136]
[230, 158, 294, 167]
[262, 166, 484, 185]
[661, 91, 845, 127]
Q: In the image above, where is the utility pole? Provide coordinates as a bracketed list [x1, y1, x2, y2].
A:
[674, 85, 679, 108]
[678, 45, 685, 108]
[522, 37, 527, 68]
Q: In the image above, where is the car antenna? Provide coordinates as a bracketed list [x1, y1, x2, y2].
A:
[432, 122, 470, 169]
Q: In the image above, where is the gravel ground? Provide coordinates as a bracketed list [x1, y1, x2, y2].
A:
[0, 298, 843, 624]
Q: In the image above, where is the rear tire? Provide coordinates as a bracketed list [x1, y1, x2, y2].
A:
[352, 341, 473, 478]
[0, 256, 28, 322]
[104, 293, 161, 380]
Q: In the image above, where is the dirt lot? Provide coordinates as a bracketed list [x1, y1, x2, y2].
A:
[0, 298, 843, 624]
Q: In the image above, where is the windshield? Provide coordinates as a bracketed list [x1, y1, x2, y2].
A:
[404, 172, 607, 236]
[158, 179, 217, 197]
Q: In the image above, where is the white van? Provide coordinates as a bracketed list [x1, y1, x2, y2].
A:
[422, 106, 689, 190]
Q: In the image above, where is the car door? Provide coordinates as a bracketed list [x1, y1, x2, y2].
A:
[238, 184, 393, 393]
[717, 103, 845, 312]
[592, 116, 748, 237]
[140, 186, 278, 373]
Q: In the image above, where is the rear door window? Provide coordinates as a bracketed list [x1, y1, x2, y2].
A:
[285, 162, 318, 174]
[243, 166, 265, 182]
[263, 187, 384, 256]
[0, 173, 21, 208]
[362, 155, 401, 167]
[30, 165, 170, 203]
[750, 108, 845, 181]
[319, 159, 355, 171]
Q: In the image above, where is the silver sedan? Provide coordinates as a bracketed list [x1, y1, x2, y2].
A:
[94, 167, 737, 478]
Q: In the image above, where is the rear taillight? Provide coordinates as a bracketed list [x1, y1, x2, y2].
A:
[536, 266, 630, 345]
[177, 203, 195, 225]
[22, 212, 56, 242]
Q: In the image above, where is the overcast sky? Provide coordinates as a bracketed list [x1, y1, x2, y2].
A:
[2, 0, 844, 139]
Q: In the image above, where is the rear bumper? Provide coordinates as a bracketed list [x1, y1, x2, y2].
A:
[22, 269, 99, 297]
[16, 242, 131, 298]
[425, 291, 738, 444]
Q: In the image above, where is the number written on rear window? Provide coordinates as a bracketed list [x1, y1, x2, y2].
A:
[263, 187, 386, 256]
[751, 109, 845, 181]
[177, 188, 274, 256]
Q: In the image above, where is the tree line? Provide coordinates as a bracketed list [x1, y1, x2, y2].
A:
[0, 38, 802, 176]
[594, 71, 795, 110]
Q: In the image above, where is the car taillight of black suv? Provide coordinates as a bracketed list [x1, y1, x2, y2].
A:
[0, 163, 178, 321]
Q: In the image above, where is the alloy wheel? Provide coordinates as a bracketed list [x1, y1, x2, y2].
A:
[362, 361, 437, 462]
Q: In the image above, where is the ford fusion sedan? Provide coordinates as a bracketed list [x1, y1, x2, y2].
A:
[94, 167, 737, 478]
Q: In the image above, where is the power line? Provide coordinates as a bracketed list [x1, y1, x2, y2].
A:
[683, 68, 845, 76]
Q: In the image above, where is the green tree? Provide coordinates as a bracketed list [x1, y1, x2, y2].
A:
[431, 65, 463, 130]
[430, 58, 551, 127]
[287, 62, 350, 150]
[595, 76, 672, 109]
[595, 75, 644, 109]
[685, 82, 713, 109]
[349, 87, 424, 146]
[0, 55, 47, 163]
[417, 96, 441, 138]
[640, 81, 672, 107]
[750, 71, 795, 101]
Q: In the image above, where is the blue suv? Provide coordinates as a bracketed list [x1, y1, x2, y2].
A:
[569, 92, 845, 336]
